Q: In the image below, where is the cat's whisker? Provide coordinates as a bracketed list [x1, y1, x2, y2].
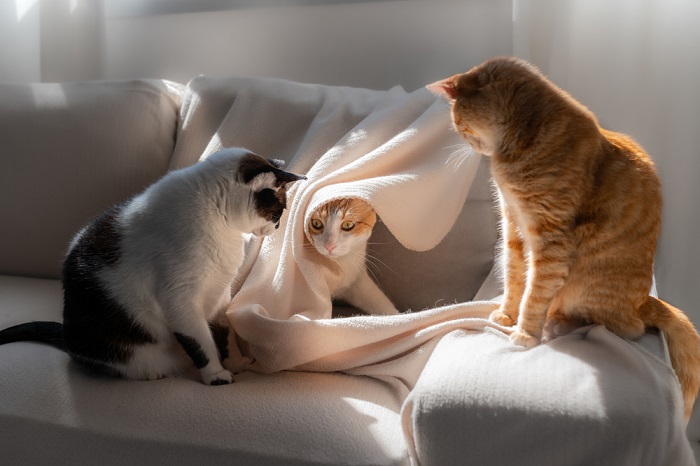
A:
[365, 260, 384, 283]
[365, 252, 398, 277]
[446, 145, 475, 171]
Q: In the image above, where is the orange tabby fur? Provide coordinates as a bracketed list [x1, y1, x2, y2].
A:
[308, 198, 377, 240]
[429, 56, 700, 419]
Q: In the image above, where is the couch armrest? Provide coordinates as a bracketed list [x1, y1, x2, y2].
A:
[403, 328, 694, 466]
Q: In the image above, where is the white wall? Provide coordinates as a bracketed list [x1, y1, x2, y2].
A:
[0, 0, 103, 83]
[39, 0, 103, 82]
[101, 0, 513, 91]
[0, 0, 41, 82]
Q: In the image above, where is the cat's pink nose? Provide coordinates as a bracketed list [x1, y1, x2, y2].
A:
[325, 244, 336, 254]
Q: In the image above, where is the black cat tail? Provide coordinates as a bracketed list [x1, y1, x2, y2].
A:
[0, 321, 65, 349]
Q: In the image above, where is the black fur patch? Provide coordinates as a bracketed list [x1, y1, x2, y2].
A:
[174, 332, 209, 369]
[237, 152, 277, 184]
[237, 152, 306, 186]
[209, 378, 230, 386]
[254, 188, 286, 225]
[61, 202, 156, 369]
[209, 322, 230, 361]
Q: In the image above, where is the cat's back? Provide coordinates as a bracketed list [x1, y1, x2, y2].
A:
[595, 129, 661, 209]
[570, 128, 662, 289]
[601, 129, 659, 178]
[64, 202, 127, 281]
[117, 158, 231, 247]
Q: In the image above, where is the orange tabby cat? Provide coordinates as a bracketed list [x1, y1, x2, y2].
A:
[306, 198, 398, 315]
[429, 56, 700, 419]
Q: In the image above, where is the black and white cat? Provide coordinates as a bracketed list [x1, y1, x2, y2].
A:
[0, 147, 305, 385]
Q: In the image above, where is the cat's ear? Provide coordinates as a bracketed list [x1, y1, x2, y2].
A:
[268, 159, 285, 169]
[266, 159, 307, 188]
[238, 153, 306, 191]
[427, 77, 458, 100]
[270, 166, 306, 188]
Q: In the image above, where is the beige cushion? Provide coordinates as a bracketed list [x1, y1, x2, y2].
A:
[0, 276, 408, 465]
[0, 80, 181, 278]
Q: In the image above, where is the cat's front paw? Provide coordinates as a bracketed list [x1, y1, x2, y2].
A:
[203, 368, 234, 386]
[489, 309, 516, 327]
[509, 330, 541, 348]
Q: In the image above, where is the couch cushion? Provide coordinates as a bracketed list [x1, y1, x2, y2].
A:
[0, 275, 409, 466]
[0, 80, 181, 279]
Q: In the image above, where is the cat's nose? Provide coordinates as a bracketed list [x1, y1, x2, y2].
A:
[325, 243, 336, 254]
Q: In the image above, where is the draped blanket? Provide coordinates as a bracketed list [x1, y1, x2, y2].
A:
[171, 76, 506, 382]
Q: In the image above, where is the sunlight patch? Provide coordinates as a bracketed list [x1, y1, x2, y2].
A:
[15, 0, 38, 21]
[31, 83, 67, 108]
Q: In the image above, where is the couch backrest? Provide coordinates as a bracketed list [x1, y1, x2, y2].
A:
[0, 80, 181, 279]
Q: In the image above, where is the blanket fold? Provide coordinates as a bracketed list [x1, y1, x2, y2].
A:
[174, 76, 502, 380]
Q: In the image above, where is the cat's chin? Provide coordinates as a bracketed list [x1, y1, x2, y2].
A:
[319, 250, 346, 260]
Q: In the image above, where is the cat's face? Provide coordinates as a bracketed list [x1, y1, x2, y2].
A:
[307, 198, 376, 259]
[428, 57, 543, 157]
[234, 151, 306, 237]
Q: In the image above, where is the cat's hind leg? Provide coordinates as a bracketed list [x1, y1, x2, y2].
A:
[116, 341, 185, 381]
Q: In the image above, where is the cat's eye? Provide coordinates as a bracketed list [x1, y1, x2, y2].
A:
[310, 219, 324, 231]
[341, 221, 355, 231]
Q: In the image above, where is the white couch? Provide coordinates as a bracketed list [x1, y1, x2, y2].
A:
[0, 78, 695, 465]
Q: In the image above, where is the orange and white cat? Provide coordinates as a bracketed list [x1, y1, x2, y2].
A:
[306, 198, 398, 315]
[429, 56, 700, 419]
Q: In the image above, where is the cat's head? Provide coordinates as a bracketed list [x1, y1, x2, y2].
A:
[218, 149, 306, 237]
[237, 152, 306, 237]
[306, 198, 377, 259]
[428, 56, 549, 157]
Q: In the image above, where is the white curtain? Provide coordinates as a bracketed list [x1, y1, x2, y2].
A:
[514, 0, 700, 322]
[0, 0, 102, 83]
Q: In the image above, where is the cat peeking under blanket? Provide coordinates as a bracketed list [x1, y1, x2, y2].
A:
[306, 198, 398, 316]
[0, 148, 305, 385]
[429, 56, 700, 419]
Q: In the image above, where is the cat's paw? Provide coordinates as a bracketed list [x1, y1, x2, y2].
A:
[203, 369, 234, 386]
[509, 330, 541, 348]
[489, 309, 516, 327]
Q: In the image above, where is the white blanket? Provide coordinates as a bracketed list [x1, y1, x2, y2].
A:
[172, 77, 506, 379]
